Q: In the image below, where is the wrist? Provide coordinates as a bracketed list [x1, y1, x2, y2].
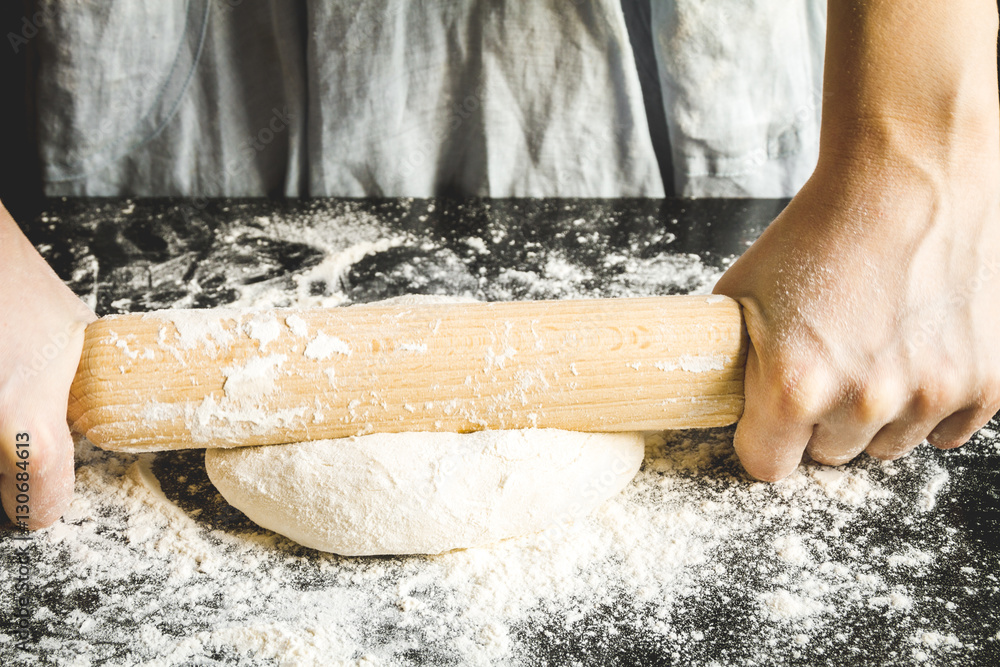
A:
[814, 80, 1000, 200]
[820, 0, 1000, 183]
[1, 206, 43, 270]
[818, 104, 1000, 179]
[800, 116, 999, 241]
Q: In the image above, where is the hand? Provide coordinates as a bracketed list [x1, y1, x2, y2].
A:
[713, 0, 1000, 480]
[715, 138, 1000, 480]
[1, 203, 96, 529]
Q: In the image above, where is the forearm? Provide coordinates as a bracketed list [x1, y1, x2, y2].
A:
[0, 197, 95, 529]
[715, 0, 1000, 482]
[0, 200, 68, 304]
[819, 0, 999, 174]
[1, 199, 33, 260]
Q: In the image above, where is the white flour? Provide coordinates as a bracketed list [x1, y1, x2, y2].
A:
[656, 354, 730, 373]
[148, 308, 241, 353]
[246, 314, 283, 350]
[304, 333, 353, 360]
[9, 428, 980, 666]
[284, 314, 310, 338]
[6, 201, 993, 666]
[221, 354, 288, 404]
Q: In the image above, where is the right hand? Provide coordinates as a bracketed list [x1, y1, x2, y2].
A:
[1, 202, 96, 529]
[714, 148, 1000, 480]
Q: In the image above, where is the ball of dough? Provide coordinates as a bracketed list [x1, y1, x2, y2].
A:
[205, 429, 645, 556]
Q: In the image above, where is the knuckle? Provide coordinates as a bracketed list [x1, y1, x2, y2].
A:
[805, 430, 866, 467]
[809, 449, 855, 466]
[733, 438, 798, 483]
[867, 447, 904, 461]
[744, 463, 792, 483]
[865, 428, 919, 461]
[867, 439, 913, 461]
[853, 381, 899, 424]
[770, 362, 830, 421]
[976, 381, 1000, 413]
[912, 379, 958, 420]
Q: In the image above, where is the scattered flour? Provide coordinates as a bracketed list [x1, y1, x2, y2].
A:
[463, 236, 489, 254]
[11, 201, 991, 666]
[773, 534, 811, 566]
[911, 631, 963, 649]
[304, 332, 353, 360]
[8, 428, 978, 666]
[886, 547, 935, 570]
[284, 313, 309, 338]
[917, 469, 949, 512]
[221, 354, 287, 404]
[245, 313, 282, 350]
[760, 589, 829, 620]
[280, 237, 407, 308]
[868, 590, 914, 611]
[910, 631, 964, 662]
[809, 466, 893, 506]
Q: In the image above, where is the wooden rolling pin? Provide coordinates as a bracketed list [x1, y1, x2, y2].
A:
[67, 296, 747, 452]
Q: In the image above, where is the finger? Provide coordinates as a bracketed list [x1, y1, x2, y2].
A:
[864, 418, 938, 461]
[1, 419, 75, 530]
[806, 380, 903, 466]
[927, 406, 997, 450]
[806, 420, 882, 466]
[733, 346, 817, 481]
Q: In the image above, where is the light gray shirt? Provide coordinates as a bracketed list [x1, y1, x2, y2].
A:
[33, 0, 825, 199]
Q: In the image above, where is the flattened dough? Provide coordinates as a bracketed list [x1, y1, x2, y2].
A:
[206, 429, 645, 556]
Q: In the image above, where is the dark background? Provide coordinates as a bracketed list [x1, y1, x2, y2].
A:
[0, 0, 42, 221]
[1, 195, 998, 666]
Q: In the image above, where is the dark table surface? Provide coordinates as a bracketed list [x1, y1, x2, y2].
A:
[1, 197, 998, 666]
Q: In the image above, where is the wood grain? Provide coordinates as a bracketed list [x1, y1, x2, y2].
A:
[67, 296, 747, 451]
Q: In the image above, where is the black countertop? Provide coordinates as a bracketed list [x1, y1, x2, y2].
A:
[1, 197, 997, 666]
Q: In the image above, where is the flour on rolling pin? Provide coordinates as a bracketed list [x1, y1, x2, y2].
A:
[160, 308, 243, 353]
[654, 354, 728, 373]
[303, 332, 353, 359]
[150, 310, 319, 444]
[77, 310, 316, 449]
[68, 296, 748, 452]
